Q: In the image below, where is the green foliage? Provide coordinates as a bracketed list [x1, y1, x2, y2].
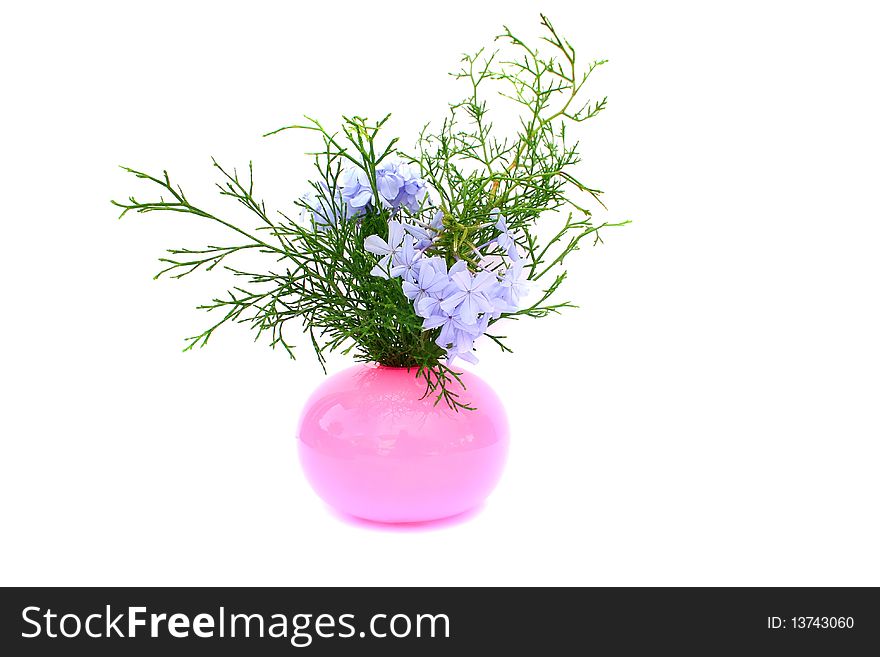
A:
[113, 15, 626, 410]
[413, 15, 629, 343]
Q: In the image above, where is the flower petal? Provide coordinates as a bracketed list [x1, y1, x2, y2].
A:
[458, 295, 478, 324]
[370, 264, 390, 279]
[437, 320, 456, 347]
[471, 270, 498, 293]
[422, 314, 447, 330]
[440, 291, 467, 314]
[451, 270, 473, 291]
[387, 221, 405, 249]
[364, 235, 390, 255]
[449, 260, 469, 276]
[425, 274, 449, 295]
[417, 296, 441, 318]
[402, 280, 419, 300]
[350, 188, 373, 207]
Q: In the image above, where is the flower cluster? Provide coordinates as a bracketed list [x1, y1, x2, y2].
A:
[299, 161, 529, 364]
[364, 215, 528, 364]
[301, 160, 428, 228]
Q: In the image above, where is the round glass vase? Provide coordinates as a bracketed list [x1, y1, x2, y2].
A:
[296, 363, 509, 523]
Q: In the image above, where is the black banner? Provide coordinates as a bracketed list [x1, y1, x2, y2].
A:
[1, 587, 877, 654]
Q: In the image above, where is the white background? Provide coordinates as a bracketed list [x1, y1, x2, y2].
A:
[1, 0, 878, 586]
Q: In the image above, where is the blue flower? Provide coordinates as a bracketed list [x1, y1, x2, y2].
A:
[497, 261, 529, 309]
[371, 161, 428, 213]
[364, 220, 405, 278]
[390, 162, 428, 212]
[440, 269, 498, 324]
[340, 167, 373, 217]
[404, 210, 444, 250]
[449, 311, 491, 364]
[485, 261, 528, 317]
[493, 210, 520, 260]
[429, 210, 444, 231]
[364, 214, 501, 366]
[299, 181, 344, 231]
[375, 162, 404, 208]
[402, 257, 448, 305]
[415, 259, 467, 318]
[422, 307, 481, 352]
[447, 342, 480, 365]
[314, 162, 429, 226]
[300, 190, 331, 230]
[415, 286, 448, 319]
[390, 235, 421, 282]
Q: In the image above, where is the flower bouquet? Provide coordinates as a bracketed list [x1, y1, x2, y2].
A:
[115, 15, 626, 522]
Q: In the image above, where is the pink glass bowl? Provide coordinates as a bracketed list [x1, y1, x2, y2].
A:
[297, 364, 509, 523]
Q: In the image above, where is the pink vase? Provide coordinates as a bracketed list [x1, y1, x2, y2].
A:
[297, 363, 509, 523]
